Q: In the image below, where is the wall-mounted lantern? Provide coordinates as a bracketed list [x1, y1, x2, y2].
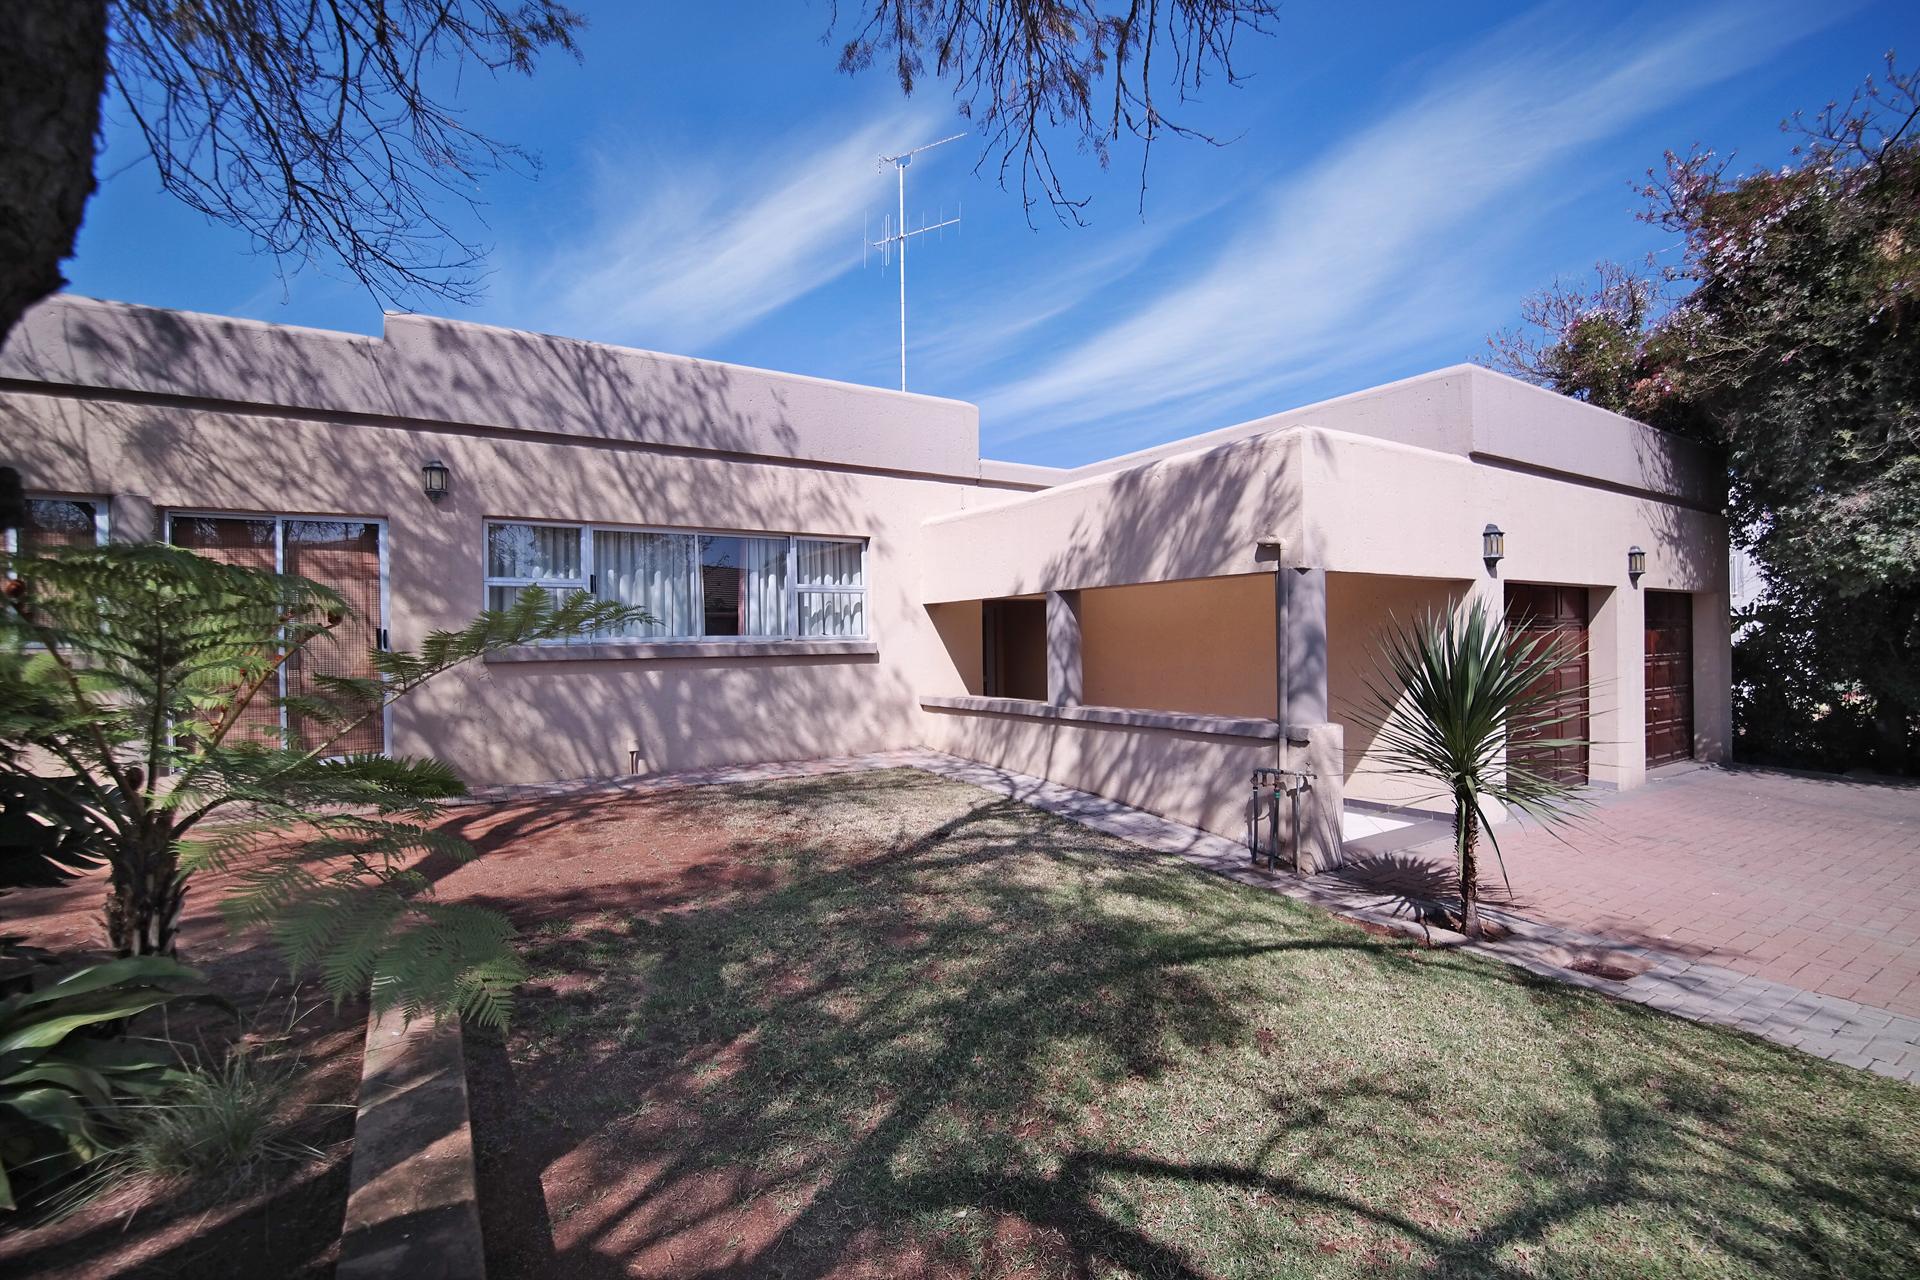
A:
[1482, 523, 1505, 572]
[1628, 545, 1647, 585]
[421, 458, 450, 503]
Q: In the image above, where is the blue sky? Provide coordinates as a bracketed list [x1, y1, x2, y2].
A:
[67, 0, 1913, 466]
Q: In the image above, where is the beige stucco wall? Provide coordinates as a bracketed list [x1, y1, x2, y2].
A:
[1, 296, 987, 479]
[3, 295, 1734, 806]
[920, 708, 1276, 838]
[924, 407, 1733, 791]
[921, 431, 1301, 603]
[1298, 429, 1733, 770]
[0, 296, 1021, 788]
[1080, 575, 1276, 719]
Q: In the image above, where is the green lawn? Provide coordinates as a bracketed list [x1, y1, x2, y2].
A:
[469, 768, 1920, 1279]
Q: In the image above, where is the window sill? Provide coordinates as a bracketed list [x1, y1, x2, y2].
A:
[485, 639, 878, 664]
[919, 694, 1281, 741]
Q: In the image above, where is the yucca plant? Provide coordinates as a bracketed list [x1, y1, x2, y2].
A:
[0, 955, 223, 1210]
[1362, 599, 1590, 937]
[0, 541, 642, 1028]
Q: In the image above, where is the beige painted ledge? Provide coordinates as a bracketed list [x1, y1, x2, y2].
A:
[920, 694, 1282, 741]
[486, 638, 879, 663]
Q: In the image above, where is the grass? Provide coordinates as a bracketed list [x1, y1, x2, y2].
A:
[479, 768, 1920, 1279]
[116, 1049, 316, 1189]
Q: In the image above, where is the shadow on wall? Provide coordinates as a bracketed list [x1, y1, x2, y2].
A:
[920, 436, 1305, 843]
[0, 304, 943, 785]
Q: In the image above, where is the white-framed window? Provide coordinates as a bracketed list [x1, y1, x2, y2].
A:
[482, 521, 868, 642]
[4, 495, 109, 553]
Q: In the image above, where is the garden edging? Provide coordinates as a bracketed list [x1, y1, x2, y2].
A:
[337, 1005, 487, 1279]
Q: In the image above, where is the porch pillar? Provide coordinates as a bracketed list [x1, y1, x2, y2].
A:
[1588, 585, 1646, 790]
[1279, 567, 1328, 725]
[1460, 574, 1512, 827]
[1045, 589, 1082, 706]
[1276, 565, 1343, 872]
[1693, 585, 1733, 763]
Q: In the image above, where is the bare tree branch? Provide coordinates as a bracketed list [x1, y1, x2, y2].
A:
[830, 1, 1281, 224]
[104, 1, 584, 308]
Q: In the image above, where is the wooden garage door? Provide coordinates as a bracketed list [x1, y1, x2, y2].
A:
[1505, 584, 1590, 786]
[1645, 590, 1694, 767]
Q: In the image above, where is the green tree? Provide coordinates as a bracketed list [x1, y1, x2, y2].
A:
[1363, 602, 1588, 938]
[0, 540, 638, 1027]
[1487, 56, 1920, 773]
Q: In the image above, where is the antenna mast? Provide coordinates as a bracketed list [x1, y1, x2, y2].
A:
[870, 133, 964, 391]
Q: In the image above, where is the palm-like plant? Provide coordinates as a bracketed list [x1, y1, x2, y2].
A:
[1362, 599, 1589, 937]
[0, 542, 641, 1026]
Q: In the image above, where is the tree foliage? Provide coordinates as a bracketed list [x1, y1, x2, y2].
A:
[0, 541, 642, 1028]
[832, 0, 1281, 220]
[1486, 55, 1920, 773]
[1361, 601, 1588, 938]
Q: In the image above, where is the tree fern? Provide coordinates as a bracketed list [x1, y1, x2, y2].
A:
[0, 542, 647, 1027]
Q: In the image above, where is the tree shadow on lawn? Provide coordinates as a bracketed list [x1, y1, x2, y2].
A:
[443, 769, 1920, 1280]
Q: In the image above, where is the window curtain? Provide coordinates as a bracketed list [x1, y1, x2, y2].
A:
[795, 539, 864, 637]
[594, 530, 695, 637]
[487, 524, 580, 581]
[23, 499, 99, 550]
[797, 591, 865, 637]
[740, 537, 788, 636]
[796, 539, 862, 588]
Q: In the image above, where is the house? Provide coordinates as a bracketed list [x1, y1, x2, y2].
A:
[0, 296, 1730, 870]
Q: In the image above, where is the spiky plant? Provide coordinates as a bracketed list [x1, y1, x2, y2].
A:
[0, 541, 642, 1027]
[1362, 599, 1589, 937]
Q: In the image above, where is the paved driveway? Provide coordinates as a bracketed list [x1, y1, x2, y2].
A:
[1348, 766, 1920, 1017]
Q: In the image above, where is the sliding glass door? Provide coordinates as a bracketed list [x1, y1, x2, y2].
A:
[167, 514, 388, 754]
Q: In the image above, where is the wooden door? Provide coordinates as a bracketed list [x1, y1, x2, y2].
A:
[170, 515, 386, 754]
[169, 515, 285, 745]
[1505, 584, 1590, 786]
[284, 521, 386, 755]
[1644, 590, 1694, 767]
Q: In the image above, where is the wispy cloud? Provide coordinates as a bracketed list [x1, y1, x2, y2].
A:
[977, 0, 1833, 447]
[496, 105, 944, 352]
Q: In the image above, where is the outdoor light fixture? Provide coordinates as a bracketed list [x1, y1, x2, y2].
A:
[420, 458, 450, 502]
[1482, 523, 1505, 570]
[1628, 545, 1647, 584]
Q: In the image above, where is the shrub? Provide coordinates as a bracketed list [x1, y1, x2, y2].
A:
[0, 956, 222, 1210]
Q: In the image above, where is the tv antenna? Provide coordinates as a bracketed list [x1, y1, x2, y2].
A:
[867, 132, 964, 391]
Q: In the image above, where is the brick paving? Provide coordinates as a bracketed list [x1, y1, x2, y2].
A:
[467, 752, 1920, 1081]
[1356, 765, 1920, 1018]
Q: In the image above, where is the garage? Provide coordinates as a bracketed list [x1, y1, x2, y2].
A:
[1645, 590, 1695, 767]
[1505, 584, 1590, 786]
